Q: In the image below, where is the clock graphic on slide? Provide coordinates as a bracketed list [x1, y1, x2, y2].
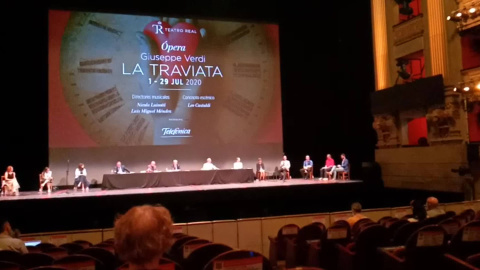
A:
[59, 11, 280, 146]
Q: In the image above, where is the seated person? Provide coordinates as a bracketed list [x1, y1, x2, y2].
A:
[113, 161, 130, 174]
[233, 157, 243, 169]
[329, 153, 349, 179]
[2, 166, 20, 196]
[167, 159, 181, 171]
[299, 155, 313, 179]
[426, 197, 445, 218]
[319, 154, 335, 180]
[256, 158, 266, 180]
[39, 167, 53, 193]
[114, 205, 173, 269]
[408, 199, 427, 222]
[0, 218, 27, 254]
[279, 155, 291, 180]
[146, 161, 157, 173]
[201, 158, 219, 170]
[74, 163, 90, 192]
[347, 202, 367, 228]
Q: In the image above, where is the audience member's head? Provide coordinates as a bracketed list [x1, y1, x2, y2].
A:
[114, 205, 173, 269]
[351, 202, 362, 214]
[0, 218, 11, 235]
[426, 197, 439, 210]
[410, 199, 427, 222]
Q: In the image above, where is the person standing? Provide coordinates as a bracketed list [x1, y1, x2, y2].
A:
[279, 155, 291, 181]
[319, 154, 335, 180]
[2, 166, 20, 196]
[300, 155, 313, 179]
[74, 163, 89, 192]
[39, 167, 53, 193]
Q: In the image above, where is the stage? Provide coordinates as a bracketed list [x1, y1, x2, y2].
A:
[0, 178, 387, 235]
[1, 178, 362, 201]
[0, 177, 467, 235]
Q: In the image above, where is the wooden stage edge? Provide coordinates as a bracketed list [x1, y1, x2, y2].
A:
[0, 178, 362, 202]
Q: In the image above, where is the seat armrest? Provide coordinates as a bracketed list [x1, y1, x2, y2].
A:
[444, 253, 479, 270]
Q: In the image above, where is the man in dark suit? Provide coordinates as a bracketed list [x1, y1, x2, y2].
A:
[113, 161, 130, 174]
[169, 159, 181, 171]
[329, 153, 349, 180]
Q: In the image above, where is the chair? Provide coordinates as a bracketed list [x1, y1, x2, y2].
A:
[117, 257, 183, 270]
[268, 224, 300, 269]
[203, 250, 272, 270]
[336, 224, 388, 270]
[167, 235, 198, 258]
[1, 176, 7, 196]
[379, 225, 448, 270]
[351, 218, 375, 240]
[444, 253, 480, 270]
[54, 254, 105, 270]
[0, 250, 22, 264]
[338, 164, 351, 180]
[385, 219, 409, 243]
[72, 240, 92, 249]
[439, 218, 462, 240]
[28, 267, 68, 270]
[448, 220, 480, 260]
[59, 243, 84, 254]
[466, 253, 480, 268]
[318, 223, 352, 270]
[38, 173, 53, 192]
[171, 238, 210, 264]
[36, 243, 57, 252]
[295, 222, 326, 267]
[93, 243, 115, 254]
[20, 253, 54, 269]
[392, 221, 424, 246]
[27, 246, 42, 253]
[43, 247, 69, 260]
[377, 216, 394, 227]
[460, 209, 476, 223]
[79, 247, 118, 270]
[0, 261, 23, 270]
[182, 243, 232, 270]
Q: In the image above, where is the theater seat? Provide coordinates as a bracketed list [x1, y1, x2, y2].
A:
[203, 250, 272, 270]
[336, 224, 388, 270]
[182, 243, 232, 270]
[379, 225, 448, 270]
[20, 253, 54, 269]
[54, 254, 105, 270]
[269, 223, 299, 269]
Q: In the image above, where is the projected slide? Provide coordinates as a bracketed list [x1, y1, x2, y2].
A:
[50, 10, 282, 147]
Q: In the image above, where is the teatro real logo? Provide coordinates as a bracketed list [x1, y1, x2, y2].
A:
[162, 127, 192, 137]
[152, 21, 164, 34]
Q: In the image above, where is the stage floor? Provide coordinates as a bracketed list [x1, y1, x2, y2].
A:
[0, 178, 362, 201]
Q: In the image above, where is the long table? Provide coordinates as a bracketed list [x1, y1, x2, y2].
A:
[101, 169, 256, 190]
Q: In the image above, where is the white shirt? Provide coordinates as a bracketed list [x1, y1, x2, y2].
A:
[75, 168, 87, 178]
[202, 163, 219, 170]
[233, 162, 243, 169]
[280, 160, 291, 170]
[42, 171, 53, 180]
[0, 234, 28, 254]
